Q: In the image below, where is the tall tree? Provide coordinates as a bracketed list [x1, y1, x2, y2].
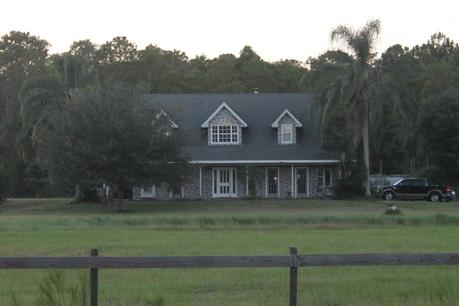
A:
[69, 39, 97, 58]
[39, 85, 188, 201]
[306, 50, 355, 155]
[273, 60, 307, 92]
[0, 31, 49, 196]
[137, 45, 191, 92]
[371, 44, 423, 174]
[97, 36, 137, 63]
[17, 73, 65, 160]
[419, 88, 459, 185]
[236, 45, 276, 92]
[314, 20, 382, 196]
[53, 40, 98, 90]
[207, 54, 242, 92]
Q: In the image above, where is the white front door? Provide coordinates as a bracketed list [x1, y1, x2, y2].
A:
[213, 168, 237, 198]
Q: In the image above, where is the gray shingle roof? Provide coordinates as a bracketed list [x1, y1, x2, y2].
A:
[142, 93, 340, 163]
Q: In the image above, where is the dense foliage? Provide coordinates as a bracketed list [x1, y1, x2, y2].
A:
[306, 31, 459, 192]
[39, 85, 188, 200]
[1, 29, 459, 197]
[420, 89, 459, 185]
[311, 20, 382, 196]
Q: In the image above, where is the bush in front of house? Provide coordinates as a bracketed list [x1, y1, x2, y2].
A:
[334, 175, 364, 199]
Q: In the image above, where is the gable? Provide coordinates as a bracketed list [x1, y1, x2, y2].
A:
[271, 109, 303, 128]
[201, 102, 248, 128]
[155, 110, 178, 128]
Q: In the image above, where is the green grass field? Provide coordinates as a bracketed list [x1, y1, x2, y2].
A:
[1, 198, 459, 306]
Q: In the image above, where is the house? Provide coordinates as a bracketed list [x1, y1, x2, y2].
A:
[132, 93, 340, 200]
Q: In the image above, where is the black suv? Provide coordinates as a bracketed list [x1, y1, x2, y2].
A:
[375, 178, 456, 202]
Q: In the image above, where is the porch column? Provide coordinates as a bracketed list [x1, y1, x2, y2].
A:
[291, 164, 295, 199]
[199, 166, 202, 198]
[245, 166, 249, 196]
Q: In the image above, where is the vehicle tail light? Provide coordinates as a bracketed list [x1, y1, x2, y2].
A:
[445, 186, 452, 192]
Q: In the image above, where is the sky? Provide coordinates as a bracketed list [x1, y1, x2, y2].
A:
[1, 0, 458, 62]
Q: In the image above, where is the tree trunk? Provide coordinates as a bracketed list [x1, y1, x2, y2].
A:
[113, 185, 127, 212]
[75, 184, 82, 201]
[362, 102, 371, 197]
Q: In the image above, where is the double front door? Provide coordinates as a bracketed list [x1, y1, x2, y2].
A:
[213, 168, 237, 198]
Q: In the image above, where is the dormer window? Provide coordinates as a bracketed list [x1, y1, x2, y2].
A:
[211, 125, 239, 144]
[271, 109, 303, 145]
[202, 102, 247, 146]
[280, 124, 293, 144]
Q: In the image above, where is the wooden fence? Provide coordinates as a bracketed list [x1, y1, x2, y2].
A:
[2, 247, 459, 306]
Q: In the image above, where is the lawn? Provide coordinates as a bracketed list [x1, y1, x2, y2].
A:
[1, 198, 459, 306]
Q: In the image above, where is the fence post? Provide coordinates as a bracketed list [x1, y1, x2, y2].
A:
[289, 247, 298, 306]
[90, 249, 99, 306]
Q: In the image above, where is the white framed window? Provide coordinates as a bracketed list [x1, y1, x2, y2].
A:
[318, 168, 332, 187]
[280, 124, 293, 144]
[211, 125, 239, 144]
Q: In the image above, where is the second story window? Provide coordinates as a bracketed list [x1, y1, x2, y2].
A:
[211, 125, 239, 144]
[280, 124, 293, 144]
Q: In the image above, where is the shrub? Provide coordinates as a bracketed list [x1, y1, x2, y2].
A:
[74, 181, 101, 203]
[334, 176, 364, 199]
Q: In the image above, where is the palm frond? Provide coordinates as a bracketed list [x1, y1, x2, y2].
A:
[331, 19, 381, 65]
[362, 19, 381, 41]
[331, 25, 356, 47]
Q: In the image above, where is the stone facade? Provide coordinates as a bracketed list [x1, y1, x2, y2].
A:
[133, 165, 337, 200]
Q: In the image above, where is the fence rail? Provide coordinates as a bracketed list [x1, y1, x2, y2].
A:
[2, 248, 459, 306]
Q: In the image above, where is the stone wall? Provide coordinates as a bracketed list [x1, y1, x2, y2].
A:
[183, 165, 201, 198]
[279, 166, 293, 198]
[201, 166, 213, 199]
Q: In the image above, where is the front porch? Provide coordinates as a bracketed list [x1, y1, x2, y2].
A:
[133, 164, 337, 200]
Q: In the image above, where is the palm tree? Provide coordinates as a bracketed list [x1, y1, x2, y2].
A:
[316, 20, 381, 197]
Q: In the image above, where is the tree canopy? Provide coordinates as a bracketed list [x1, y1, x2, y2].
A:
[420, 89, 459, 185]
[39, 85, 188, 200]
[312, 20, 382, 196]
